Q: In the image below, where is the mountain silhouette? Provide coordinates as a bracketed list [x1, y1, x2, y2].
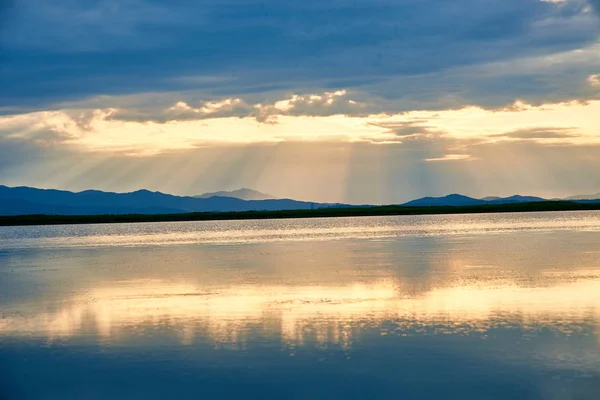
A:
[402, 193, 598, 207]
[0, 185, 343, 216]
[1, 185, 599, 216]
[486, 195, 547, 204]
[195, 188, 276, 200]
[564, 192, 600, 201]
[402, 194, 486, 207]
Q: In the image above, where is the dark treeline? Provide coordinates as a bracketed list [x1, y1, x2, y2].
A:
[1, 201, 600, 227]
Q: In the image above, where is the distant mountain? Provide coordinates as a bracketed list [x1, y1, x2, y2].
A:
[0, 197, 183, 216]
[403, 194, 548, 207]
[0, 185, 344, 216]
[486, 195, 547, 204]
[195, 188, 276, 201]
[574, 199, 600, 204]
[402, 194, 486, 207]
[3, 184, 599, 217]
[564, 192, 600, 201]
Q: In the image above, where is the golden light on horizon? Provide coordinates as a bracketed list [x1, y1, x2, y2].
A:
[2, 95, 600, 156]
[2, 91, 600, 203]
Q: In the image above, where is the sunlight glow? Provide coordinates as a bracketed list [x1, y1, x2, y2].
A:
[2, 94, 600, 156]
[2, 276, 599, 348]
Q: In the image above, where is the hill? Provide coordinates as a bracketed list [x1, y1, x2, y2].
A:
[2, 185, 599, 216]
[0, 185, 337, 216]
[402, 194, 486, 207]
[404, 194, 558, 207]
[486, 195, 547, 204]
[564, 192, 600, 201]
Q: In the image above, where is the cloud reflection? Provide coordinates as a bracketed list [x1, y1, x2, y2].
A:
[2, 276, 599, 351]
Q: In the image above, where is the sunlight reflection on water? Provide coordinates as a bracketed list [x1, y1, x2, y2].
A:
[3, 278, 599, 353]
[1, 210, 599, 249]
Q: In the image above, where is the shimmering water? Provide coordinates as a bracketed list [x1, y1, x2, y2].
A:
[1, 211, 600, 399]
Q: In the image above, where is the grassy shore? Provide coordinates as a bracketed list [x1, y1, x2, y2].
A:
[1, 201, 599, 227]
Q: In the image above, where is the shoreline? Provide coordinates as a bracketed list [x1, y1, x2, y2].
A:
[1, 201, 599, 227]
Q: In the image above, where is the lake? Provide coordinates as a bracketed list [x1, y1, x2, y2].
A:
[1, 211, 600, 399]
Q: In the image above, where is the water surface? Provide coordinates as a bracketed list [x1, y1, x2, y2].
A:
[1, 211, 600, 399]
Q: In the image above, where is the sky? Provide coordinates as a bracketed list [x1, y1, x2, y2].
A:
[1, 0, 600, 204]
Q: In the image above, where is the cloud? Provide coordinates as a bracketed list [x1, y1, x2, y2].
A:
[3, 96, 600, 203]
[3, 97, 600, 159]
[367, 121, 438, 138]
[589, 0, 600, 13]
[253, 90, 370, 122]
[425, 154, 474, 162]
[0, 108, 393, 156]
[111, 98, 251, 123]
[589, 74, 600, 87]
[107, 90, 372, 124]
[491, 127, 579, 139]
[1, 0, 600, 114]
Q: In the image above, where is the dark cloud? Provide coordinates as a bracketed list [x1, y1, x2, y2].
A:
[2, 1, 600, 204]
[368, 121, 444, 138]
[1, 0, 599, 113]
[0, 0, 15, 23]
[492, 127, 580, 139]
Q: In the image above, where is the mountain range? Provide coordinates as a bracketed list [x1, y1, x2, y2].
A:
[402, 194, 550, 207]
[0, 185, 341, 216]
[563, 192, 600, 201]
[0, 185, 599, 216]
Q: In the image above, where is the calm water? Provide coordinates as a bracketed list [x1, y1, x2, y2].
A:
[1, 211, 600, 399]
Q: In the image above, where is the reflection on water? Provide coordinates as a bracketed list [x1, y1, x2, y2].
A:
[1, 212, 600, 399]
[3, 278, 600, 350]
[1, 210, 599, 249]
